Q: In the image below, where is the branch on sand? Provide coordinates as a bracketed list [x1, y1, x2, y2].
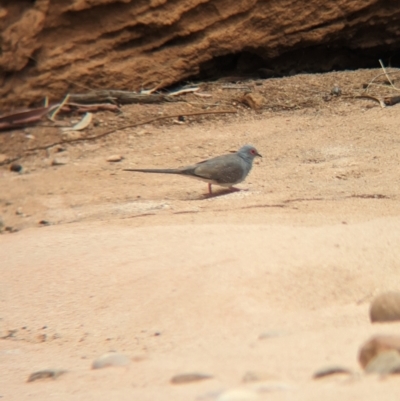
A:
[0, 109, 237, 166]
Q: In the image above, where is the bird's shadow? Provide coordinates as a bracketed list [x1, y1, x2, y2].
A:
[200, 187, 244, 200]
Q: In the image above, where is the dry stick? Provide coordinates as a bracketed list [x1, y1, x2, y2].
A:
[49, 94, 70, 121]
[378, 59, 398, 90]
[383, 95, 400, 106]
[0, 109, 235, 167]
[25, 109, 237, 153]
[168, 87, 199, 96]
[355, 95, 386, 108]
[365, 69, 400, 92]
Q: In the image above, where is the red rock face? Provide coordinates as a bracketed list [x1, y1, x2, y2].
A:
[0, 0, 399, 108]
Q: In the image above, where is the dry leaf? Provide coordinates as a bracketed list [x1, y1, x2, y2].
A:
[62, 112, 93, 132]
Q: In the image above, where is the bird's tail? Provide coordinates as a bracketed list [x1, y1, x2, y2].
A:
[123, 168, 183, 174]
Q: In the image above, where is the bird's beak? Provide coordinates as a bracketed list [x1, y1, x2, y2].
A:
[256, 152, 262, 158]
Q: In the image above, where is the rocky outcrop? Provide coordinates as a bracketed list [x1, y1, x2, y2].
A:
[1, 0, 399, 108]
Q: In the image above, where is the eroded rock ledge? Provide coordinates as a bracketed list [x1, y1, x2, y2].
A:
[1, 0, 399, 108]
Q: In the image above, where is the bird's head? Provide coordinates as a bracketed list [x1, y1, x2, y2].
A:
[238, 145, 262, 160]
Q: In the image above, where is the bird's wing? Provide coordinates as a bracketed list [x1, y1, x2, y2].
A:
[187, 155, 245, 184]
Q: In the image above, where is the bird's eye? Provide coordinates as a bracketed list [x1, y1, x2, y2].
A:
[251, 149, 255, 154]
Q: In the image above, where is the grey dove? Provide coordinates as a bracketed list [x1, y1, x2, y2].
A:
[123, 144, 262, 194]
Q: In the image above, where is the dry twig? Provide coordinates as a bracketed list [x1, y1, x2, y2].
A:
[364, 69, 400, 93]
[355, 95, 386, 108]
[383, 95, 400, 106]
[0, 109, 237, 166]
[68, 90, 177, 104]
[49, 94, 70, 121]
[378, 59, 398, 90]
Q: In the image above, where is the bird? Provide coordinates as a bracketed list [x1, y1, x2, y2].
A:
[123, 144, 262, 194]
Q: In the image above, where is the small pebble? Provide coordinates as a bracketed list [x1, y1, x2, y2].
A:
[37, 333, 47, 342]
[9, 163, 22, 173]
[170, 372, 213, 384]
[241, 93, 265, 110]
[331, 86, 342, 96]
[365, 350, 400, 375]
[358, 335, 400, 368]
[370, 291, 400, 322]
[39, 220, 50, 226]
[51, 157, 69, 166]
[106, 155, 124, 162]
[4, 226, 18, 233]
[313, 365, 352, 379]
[92, 352, 130, 369]
[27, 369, 66, 382]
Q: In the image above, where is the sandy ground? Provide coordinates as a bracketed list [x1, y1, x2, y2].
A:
[2, 71, 400, 400]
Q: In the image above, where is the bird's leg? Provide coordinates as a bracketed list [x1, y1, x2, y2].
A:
[208, 183, 213, 194]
